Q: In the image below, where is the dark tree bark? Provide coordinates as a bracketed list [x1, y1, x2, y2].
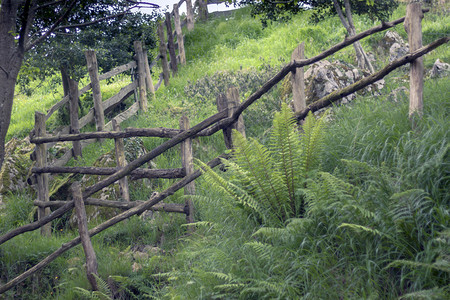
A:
[0, 0, 28, 170]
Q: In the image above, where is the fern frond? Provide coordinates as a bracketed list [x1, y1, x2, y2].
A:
[92, 273, 112, 299]
[204, 272, 236, 283]
[74, 287, 96, 299]
[270, 103, 302, 211]
[386, 259, 450, 273]
[214, 283, 246, 292]
[180, 221, 214, 228]
[300, 111, 327, 179]
[338, 223, 383, 236]
[398, 286, 449, 300]
[245, 241, 275, 260]
[233, 133, 290, 223]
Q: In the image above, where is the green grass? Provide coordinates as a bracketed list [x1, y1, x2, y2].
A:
[1, 3, 449, 299]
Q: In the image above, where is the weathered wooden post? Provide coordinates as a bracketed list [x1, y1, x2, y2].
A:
[35, 111, 51, 237]
[165, 12, 178, 75]
[72, 182, 99, 291]
[405, 1, 424, 120]
[112, 120, 130, 202]
[173, 3, 186, 65]
[291, 42, 306, 114]
[198, 0, 208, 21]
[85, 50, 105, 133]
[143, 47, 156, 101]
[180, 115, 195, 225]
[157, 22, 170, 86]
[186, 0, 195, 31]
[134, 41, 148, 112]
[68, 79, 82, 158]
[216, 87, 246, 149]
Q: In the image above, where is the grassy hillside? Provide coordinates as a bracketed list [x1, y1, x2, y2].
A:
[1, 4, 449, 299]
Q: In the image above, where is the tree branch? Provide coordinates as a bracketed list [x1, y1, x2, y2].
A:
[25, 0, 78, 51]
[34, 0, 65, 11]
[53, 11, 131, 31]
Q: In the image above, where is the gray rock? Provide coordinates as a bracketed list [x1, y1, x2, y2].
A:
[429, 59, 450, 78]
[304, 60, 384, 106]
[389, 42, 409, 62]
[0, 137, 34, 204]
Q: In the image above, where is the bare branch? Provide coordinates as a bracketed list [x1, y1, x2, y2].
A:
[53, 11, 131, 31]
[126, 0, 160, 9]
[34, 0, 65, 11]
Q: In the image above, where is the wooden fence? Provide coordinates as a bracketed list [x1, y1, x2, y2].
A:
[1, 2, 448, 294]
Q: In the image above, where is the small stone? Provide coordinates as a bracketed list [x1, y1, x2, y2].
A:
[429, 59, 450, 78]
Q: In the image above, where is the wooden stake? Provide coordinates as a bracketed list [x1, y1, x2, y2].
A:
[173, 3, 186, 65]
[143, 47, 155, 101]
[85, 50, 105, 134]
[134, 41, 148, 112]
[165, 12, 178, 75]
[35, 112, 51, 237]
[112, 120, 130, 202]
[405, 1, 424, 119]
[68, 79, 82, 158]
[291, 42, 306, 114]
[217, 87, 246, 149]
[180, 115, 195, 225]
[186, 0, 194, 31]
[72, 182, 99, 291]
[157, 23, 170, 86]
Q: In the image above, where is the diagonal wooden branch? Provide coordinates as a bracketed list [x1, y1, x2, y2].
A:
[0, 202, 74, 246]
[294, 36, 449, 121]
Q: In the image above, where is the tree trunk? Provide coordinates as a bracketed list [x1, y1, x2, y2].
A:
[0, 1, 26, 170]
[333, 0, 374, 73]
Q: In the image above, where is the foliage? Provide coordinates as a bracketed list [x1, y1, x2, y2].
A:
[20, 11, 158, 88]
[235, 0, 398, 27]
[200, 104, 327, 226]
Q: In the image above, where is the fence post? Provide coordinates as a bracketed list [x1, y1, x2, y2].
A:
[157, 22, 170, 86]
[134, 41, 148, 112]
[173, 3, 186, 65]
[85, 50, 105, 133]
[186, 0, 194, 31]
[143, 47, 156, 101]
[35, 111, 51, 237]
[405, 1, 424, 120]
[165, 12, 178, 75]
[68, 79, 82, 158]
[291, 42, 306, 114]
[180, 115, 195, 225]
[216, 87, 246, 149]
[112, 120, 130, 202]
[72, 182, 99, 291]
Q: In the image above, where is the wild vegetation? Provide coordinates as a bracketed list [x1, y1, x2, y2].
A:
[1, 3, 449, 299]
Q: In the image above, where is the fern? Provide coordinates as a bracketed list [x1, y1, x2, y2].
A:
[198, 104, 327, 226]
[73, 274, 113, 300]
